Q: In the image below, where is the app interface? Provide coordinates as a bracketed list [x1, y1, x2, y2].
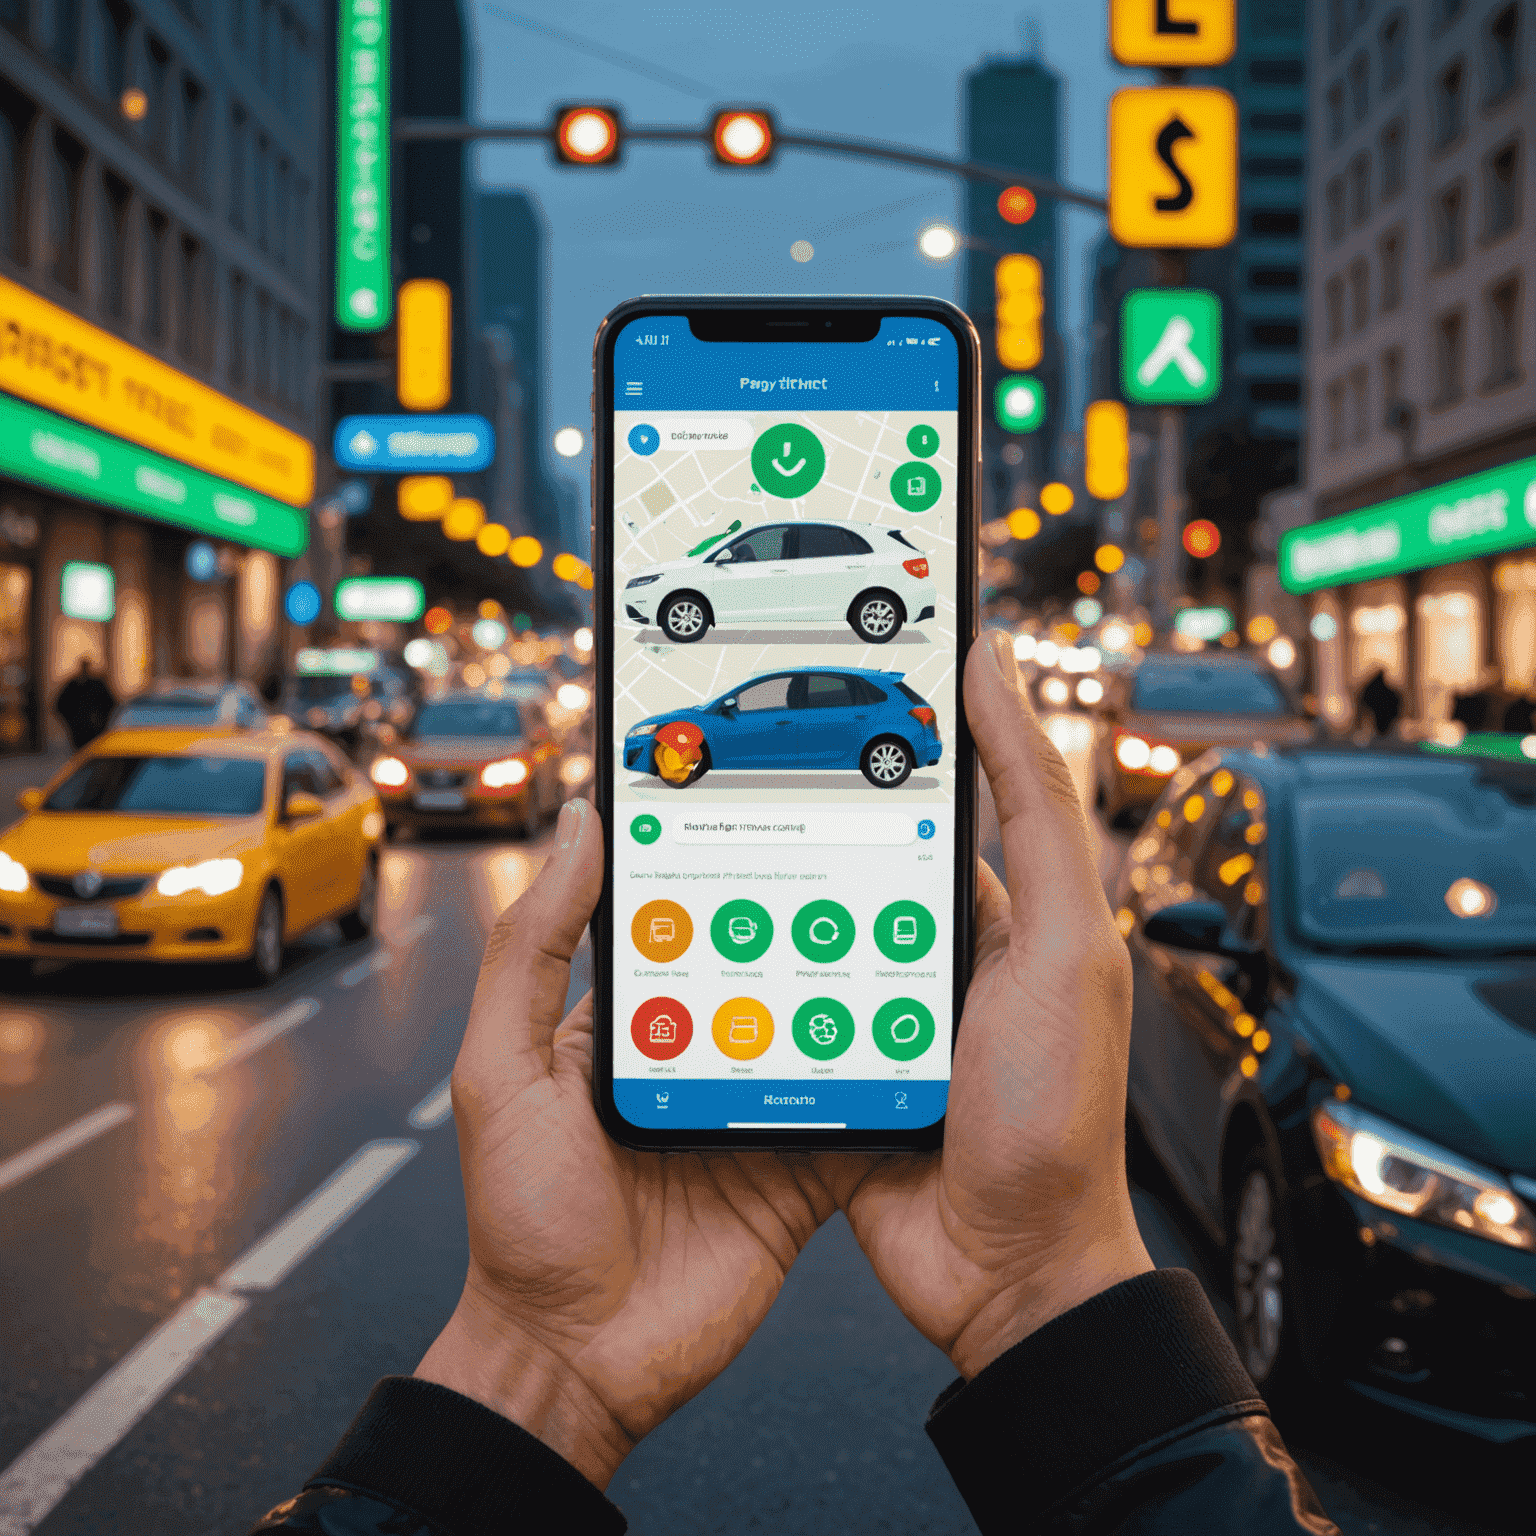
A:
[609, 314, 960, 1132]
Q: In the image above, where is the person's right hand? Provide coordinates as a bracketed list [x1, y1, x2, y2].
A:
[815, 630, 1153, 1379]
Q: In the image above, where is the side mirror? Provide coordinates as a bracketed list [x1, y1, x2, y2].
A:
[284, 791, 324, 821]
[713, 546, 734, 565]
[16, 787, 43, 813]
[1142, 899, 1229, 953]
[720, 698, 738, 715]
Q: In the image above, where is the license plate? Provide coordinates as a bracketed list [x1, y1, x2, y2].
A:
[54, 905, 119, 938]
[414, 789, 466, 812]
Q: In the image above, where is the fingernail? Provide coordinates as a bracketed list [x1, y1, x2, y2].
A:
[556, 798, 587, 850]
[986, 630, 1020, 691]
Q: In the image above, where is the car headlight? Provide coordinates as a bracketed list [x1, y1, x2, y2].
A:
[625, 573, 661, 589]
[156, 858, 244, 898]
[627, 723, 658, 738]
[481, 757, 529, 789]
[557, 683, 590, 711]
[370, 756, 410, 788]
[0, 850, 28, 893]
[1312, 1097, 1536, 1252]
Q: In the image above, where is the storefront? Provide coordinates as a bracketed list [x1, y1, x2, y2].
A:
[1280, 454, 1536, 734]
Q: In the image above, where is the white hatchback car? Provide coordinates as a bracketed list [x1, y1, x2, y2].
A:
[622, 521, 938, 643]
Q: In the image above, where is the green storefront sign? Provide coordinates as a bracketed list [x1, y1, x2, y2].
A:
[1121, 288, 1222, 404]
[0, 392, 309, 556]
[1280, 454, 1536, 595]
[336, 0, 391, 331]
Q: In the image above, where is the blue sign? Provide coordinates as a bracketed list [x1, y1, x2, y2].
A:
[333, 415, 495, 473]
[185, 539, 219, 581]
[284, 580, 323, 626]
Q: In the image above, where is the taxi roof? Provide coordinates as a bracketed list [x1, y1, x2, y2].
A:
[83, 723, 318, 761]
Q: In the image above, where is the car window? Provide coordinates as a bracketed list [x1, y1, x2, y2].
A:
[115, 695, 220, 726]
[855, 678, 887, 704]
[234, 692, 265, 727]
[304, 749, 343, 796]
[413, 701, 526, 737]
[798, 526, 863, 558]
[45, 756, 269, 816]
[799, 674, 858, 709]
[282, 754, 319, 800]
[727, 526, 789, 563]
[1131, 663, 1286, 715]
[1192, 771, 1269, 942]
[1128, 770, 1223, 907]
[733, 676, 792, 712]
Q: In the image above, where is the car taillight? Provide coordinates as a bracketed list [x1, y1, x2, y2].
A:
[909, 706, 938, 736]
[902, 557, 929, 579]
[1114, 730, 1179, 775]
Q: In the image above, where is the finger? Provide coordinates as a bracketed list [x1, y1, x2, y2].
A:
[977, 856, 1010, 940]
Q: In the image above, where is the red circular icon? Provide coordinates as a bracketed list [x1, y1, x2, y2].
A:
[631, 997, 693, 1061]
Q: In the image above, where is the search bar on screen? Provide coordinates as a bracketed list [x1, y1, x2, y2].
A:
[673, 813, 919, 846]
[646, 416, 755, 450]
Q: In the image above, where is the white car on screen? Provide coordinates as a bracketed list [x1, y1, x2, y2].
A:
[622, 521, 938, 643]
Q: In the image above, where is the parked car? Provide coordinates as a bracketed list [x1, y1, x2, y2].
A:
[369, 691, 562, 836]
[1114, 742, 1535, 1441]
[279, 648, 417, 751]
[0, 727, 381, 985]
[622, 521, 937, 644]
[112, 680, 270, 732]
[623, 667, 942, 789]
[1096, 653, 1313, 824]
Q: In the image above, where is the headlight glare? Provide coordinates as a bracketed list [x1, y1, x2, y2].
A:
[481, 757, 529, 789]
[0, 851, 28, 892]
[157, 858, 244, 898]
[370, 756, 409, 788]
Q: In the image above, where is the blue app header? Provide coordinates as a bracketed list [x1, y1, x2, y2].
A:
[612, 316, 959, 412]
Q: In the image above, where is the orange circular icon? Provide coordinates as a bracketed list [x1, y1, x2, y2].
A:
[631, 899, 693, 962]
[712, 997, 774, 1061]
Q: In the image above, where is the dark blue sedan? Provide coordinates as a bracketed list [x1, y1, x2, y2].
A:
[623, 667, 942, 789]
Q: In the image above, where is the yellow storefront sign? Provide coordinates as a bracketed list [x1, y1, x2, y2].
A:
[1108, 87, 1238, 250]
[0, 273, 314, 506]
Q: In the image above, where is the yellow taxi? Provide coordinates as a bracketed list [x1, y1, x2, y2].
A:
[0, 726, 384, 984]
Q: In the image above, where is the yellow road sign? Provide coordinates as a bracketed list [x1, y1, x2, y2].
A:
[1110, 0, 1235, 67]
[1108, 87, 1237, 249]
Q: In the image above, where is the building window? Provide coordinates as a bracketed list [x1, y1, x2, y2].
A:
[1349, 363, 1370, 441]
[1433, 181, 1467, 267]
[1249, 266, 1299, 290]
[228, 269, 247, 384]
[290, 176, 307, 281]
[0, 80, 34, 264]
[254, 132, 269, 250]
[1348, 151, 1372, 224]
[1327, 176, 1346, 240]
[1485, 4, 1523, 101]
[259, 0, 275, 90]
[145, 34, 172, 160]
[98, 169, 130, 317]
[1484, 274, 1523, 387]
[1484, 138, 1522, 240]
[230, 0, 244, 48]
[0, 0, 27, 36]
[1435, 0, 1467, 30]
[1378, 117, 1406, 199]
[1250, 321, 1300, 347]
[1326, 274, 1346, 342]
[1327, 379, 1346, 450]
[273, 157, 288, 268]
[143, 207, 168, 338]
[1378, 226, 1404, 309]
[1328, 80, 1347, 143]
[1349, 256, 1371, 330]
[1381, 346, 1404, 423]
[1329, 0, 1348, 53]
[176, 233, 204, 363]
[255, 288, 273, 398]
[1348, 50, 1370, 118]
[44, 128, 86, 291]
[180, 76, 206, 196]
[1249, 208, 1302, 234]
[229, 105, 246, 230]
[95, 0, 132, 102]
[50, 0, 82, 75]
[1380, 9, 1407, 89]
[1432, 308, 1466, 404]
[1432, 58, 1466, 148]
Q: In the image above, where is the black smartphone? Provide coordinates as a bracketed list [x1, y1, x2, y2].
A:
[591, 296, 979, 1152]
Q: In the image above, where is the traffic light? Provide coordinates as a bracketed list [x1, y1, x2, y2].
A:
[1084, 400, 1130, 500]
[710, 107, 776, 166]
[397, 279, 451, 411]
[553, 104, 622, 166]
[994, 254, 1042, 371]
[994, 375, 1045, 433]
[997, 185, 1036, 225]
[1183, 519, 1221, 558]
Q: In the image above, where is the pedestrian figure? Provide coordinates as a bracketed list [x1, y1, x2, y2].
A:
[54, 657, 115, 750]
[1359, 668, 1402, 737]
[1501, 689, 1535, 735]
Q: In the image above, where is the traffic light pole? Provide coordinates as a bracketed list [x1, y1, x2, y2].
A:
[1150, 249, 1188, 631]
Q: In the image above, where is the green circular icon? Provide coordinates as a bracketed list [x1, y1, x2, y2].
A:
[750, 423, 826, 500]
[872, 997, 937, 1062]
[906, 424, 940, 458]
[890, 461, 942, 512]
[711, 898, 773, 963]
[792, 997, 855, 1061]
[873, 900, 937, 962]
[791, 899, 855, 963]
[630, 814, 661, 844]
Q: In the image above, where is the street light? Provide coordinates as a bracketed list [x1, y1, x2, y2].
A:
[711, 108, 776, 166]
[917, 222, 959, 262]
[553, 104, 622, 166]
[553, 426, 585, 458]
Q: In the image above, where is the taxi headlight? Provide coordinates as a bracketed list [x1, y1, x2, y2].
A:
[0, 851, 28, 893]
[481, 757, 529, 788]
[157, 858, 244, 898]
[1312, 1098, 1536, 1251]
[370, 756, 409, 788]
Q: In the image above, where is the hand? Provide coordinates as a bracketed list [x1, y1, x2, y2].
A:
[815, 631, 1153, 1380]
[415, 799, 835, 1489]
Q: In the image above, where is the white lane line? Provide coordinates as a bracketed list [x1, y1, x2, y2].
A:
[0, 1287, 249, 1536]
[217, 997, 321, 1069]
[0, 1102, 136, 1196]
[337, 950, 391, 988]
[406, 1075, 454, 1129]
[218, 1139, 419, 1291]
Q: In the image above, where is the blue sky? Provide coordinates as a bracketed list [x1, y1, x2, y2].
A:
[469, 2, 1136, 504]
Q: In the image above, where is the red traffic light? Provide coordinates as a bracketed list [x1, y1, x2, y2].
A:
[553, 104, 622, 165]
[998, 185, 1037, 224]
[711, 107, 776, 166]
[1182, 519, 1221, 558]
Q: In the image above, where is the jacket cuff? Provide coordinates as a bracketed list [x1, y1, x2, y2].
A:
[926, 1269, 1266, 1533]
[306, 1376, 626, 1535]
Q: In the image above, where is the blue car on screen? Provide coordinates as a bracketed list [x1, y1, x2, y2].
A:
[623, 667, 943, 789]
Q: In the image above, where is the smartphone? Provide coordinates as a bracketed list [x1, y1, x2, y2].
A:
[592, 296, 979, 1151]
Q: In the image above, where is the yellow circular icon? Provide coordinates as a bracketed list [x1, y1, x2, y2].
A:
[712, 997, 774, 1061]
[631, 899, 693, 963]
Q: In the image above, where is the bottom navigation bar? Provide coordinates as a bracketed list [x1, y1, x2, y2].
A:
[615, 1077, 948, 1130]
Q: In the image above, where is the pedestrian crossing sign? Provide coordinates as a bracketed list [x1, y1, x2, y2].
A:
[1121, 289, 1222, 404]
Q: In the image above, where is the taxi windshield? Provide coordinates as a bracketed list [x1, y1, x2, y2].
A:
[115, 693, 225, 725]
[1131, 662, 1287, 715]
[412, 701, 525, 738]
[44, 756, 269, 816]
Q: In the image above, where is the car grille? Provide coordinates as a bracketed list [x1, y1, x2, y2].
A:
[415, 769, 468, 789]
[28, 929, 151, 947]
[36, 875, 151, 901]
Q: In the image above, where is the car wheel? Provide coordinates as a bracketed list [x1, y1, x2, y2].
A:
[860, 736, 914, 788]
[850, 589, 904, 643]
[338, 857, 377, 940]
[659, 593, 709, 643]
[1230, 1151, 1296, 1391]
[243, 886, 285, 985]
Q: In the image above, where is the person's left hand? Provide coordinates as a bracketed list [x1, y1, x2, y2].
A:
[415, 799, 835, 1489]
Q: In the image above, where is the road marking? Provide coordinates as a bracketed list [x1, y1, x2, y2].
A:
[0, 1288, 249, 1536]
[337, 950, 392, 988]
[218, 1139, 419, 1291]
[0, 1102, 136, 1195]
[407, 1075, 454, 1129]
[217, 997, 321, 1069]
[0, 1137, 420, 1532]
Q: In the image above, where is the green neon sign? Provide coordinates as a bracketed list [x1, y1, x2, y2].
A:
[0, 392, 308, 556]
[335, 577, 425, 623]
[336, 0, 391, 331]
[1280, 453, 1536, 594]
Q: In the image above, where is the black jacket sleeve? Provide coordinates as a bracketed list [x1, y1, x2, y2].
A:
[925, 1268, 1339, 1534]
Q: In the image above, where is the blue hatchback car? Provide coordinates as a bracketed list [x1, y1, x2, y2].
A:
[623, 667, 943, 788]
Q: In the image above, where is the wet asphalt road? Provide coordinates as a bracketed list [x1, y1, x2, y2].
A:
[0, 807, 1527, 1535]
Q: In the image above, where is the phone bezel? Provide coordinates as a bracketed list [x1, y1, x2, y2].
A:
[591, 295, 980, 1152]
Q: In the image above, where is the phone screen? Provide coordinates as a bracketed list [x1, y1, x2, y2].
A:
[602, 308, 968, 1138]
